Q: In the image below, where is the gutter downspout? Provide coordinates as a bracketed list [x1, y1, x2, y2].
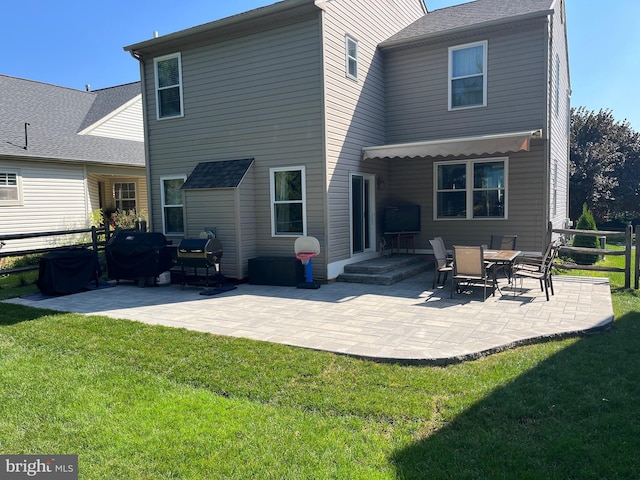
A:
[128, 49, 154, 232]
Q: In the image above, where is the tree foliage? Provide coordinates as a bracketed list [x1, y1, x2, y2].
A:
[570, 107, 640, 225]
[572, 203, 599, 265]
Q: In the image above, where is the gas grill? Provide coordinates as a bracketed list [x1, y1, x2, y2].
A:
[176, 236, 223, 288]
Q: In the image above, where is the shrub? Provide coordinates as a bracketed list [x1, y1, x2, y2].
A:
[572, 203, 600, 265]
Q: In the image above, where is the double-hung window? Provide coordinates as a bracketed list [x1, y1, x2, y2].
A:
[449, 41, 487, 109]
[0, 171, 21, 206]
[435, 159, 507, 219]
[155, 53, 184, 119]
[270, 166, 306, 236]
[160, 176, 186, 234]
[345, 35, 358, 80]
[114, 182, 136, 212]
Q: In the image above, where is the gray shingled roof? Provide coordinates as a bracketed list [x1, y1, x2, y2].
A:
[0, 74, 144, 166]
[182, 159, 254, 189]
[383, 0, 554, 47]
[78, 82, 141, 132]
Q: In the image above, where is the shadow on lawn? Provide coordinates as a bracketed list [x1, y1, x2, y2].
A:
[391, 312, 640, 479]
[0, 303, 57, 326]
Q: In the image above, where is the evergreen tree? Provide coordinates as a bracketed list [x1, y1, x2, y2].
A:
[572, 203, 599, 265]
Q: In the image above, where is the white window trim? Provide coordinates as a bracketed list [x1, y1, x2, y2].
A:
[448, 40, 488, 111]
[154, 52, 184, 120]
[269, 166, 307, 237]
[0, 169, 22, 206]
[160, 175, 186, 235]
[345, 35, 358, 80]
[113, 181, 137, 212]
[433, 157, 508, 220]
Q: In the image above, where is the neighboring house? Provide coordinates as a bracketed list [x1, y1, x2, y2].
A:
[0, 75, 146, 252]
[124, 0, 570, 282]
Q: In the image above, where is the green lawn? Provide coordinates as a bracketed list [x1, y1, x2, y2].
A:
[1, 255, 639, 479]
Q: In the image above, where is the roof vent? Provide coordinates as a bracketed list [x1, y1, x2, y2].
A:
[85, 84, 90, 92]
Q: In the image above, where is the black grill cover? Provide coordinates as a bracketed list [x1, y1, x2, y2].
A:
[37, 248, 100, 295]
[106, 231, 173, 280]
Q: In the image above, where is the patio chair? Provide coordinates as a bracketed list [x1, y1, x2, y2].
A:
[511, 240, 559, 301]
[489, 234, 518, 250]
[429, 238, 453, 288]
[451, 245, 496, 301]
[489, 234, 518, 280]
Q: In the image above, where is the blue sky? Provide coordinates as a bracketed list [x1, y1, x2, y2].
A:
[2, 0, 639, 131]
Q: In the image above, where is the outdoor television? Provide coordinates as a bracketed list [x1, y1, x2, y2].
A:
[383, 205, 421, 234]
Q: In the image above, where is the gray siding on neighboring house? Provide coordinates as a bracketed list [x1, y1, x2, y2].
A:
[322, 0, 425, 266]
[384, 17, 548, 143]
[140, 17, 326, 273]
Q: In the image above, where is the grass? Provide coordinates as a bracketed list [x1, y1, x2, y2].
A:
[1, 253, 639, 478]
[0, 269, 38, 300]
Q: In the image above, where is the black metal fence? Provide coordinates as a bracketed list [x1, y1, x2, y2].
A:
[0, 226, 111, 275]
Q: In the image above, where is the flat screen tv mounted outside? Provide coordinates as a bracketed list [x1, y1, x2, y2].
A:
[383, 205, 421, 234]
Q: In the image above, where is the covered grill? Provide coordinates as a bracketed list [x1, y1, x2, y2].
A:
[106, 231, 173, 287]
[176, 234, 223, 288]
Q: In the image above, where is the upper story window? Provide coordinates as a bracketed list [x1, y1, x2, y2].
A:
[0, 171, 22, 206]
[114, 182, 136, 212]
[435, 158, 507, 220]
[449, 41, 487, 110]
[345, 35, 358, 80]
[160, 175, 186, 234]
[154, 53, 184, 119]
[270, 166, 306, 236]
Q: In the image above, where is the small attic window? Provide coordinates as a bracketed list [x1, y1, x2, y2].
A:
[345, 35, 358, 80]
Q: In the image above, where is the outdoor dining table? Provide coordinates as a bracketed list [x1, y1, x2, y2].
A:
[483, 249, 522, 293]
[483, 249, 521, 263]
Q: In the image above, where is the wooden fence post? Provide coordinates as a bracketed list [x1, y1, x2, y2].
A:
[91, 226, 98, 252]
[625, 224, 632, 289]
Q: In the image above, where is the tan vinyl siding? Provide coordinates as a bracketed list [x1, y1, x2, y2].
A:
[322, 0, 425, 264]
[384, 142, 548, 253]
[0, 160, 89, 252]
[87, 173, 101, 212]
[85, 97, 144, 142]
[237, 168, 257, 278]
[385, 19, 548, 143]
[142, 17, 326, 274]
[184, 189, 240, 278]
[548, 1, 571, 228]
[182, 168, 256, 280]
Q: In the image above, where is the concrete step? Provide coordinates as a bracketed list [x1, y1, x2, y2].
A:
[337, 255, 430, 285]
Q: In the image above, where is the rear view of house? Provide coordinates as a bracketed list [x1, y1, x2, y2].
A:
[124, 0, 570, 282]
[0, 76, 146, 252]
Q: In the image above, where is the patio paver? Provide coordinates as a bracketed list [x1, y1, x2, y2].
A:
[4, 272, 614, 364]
